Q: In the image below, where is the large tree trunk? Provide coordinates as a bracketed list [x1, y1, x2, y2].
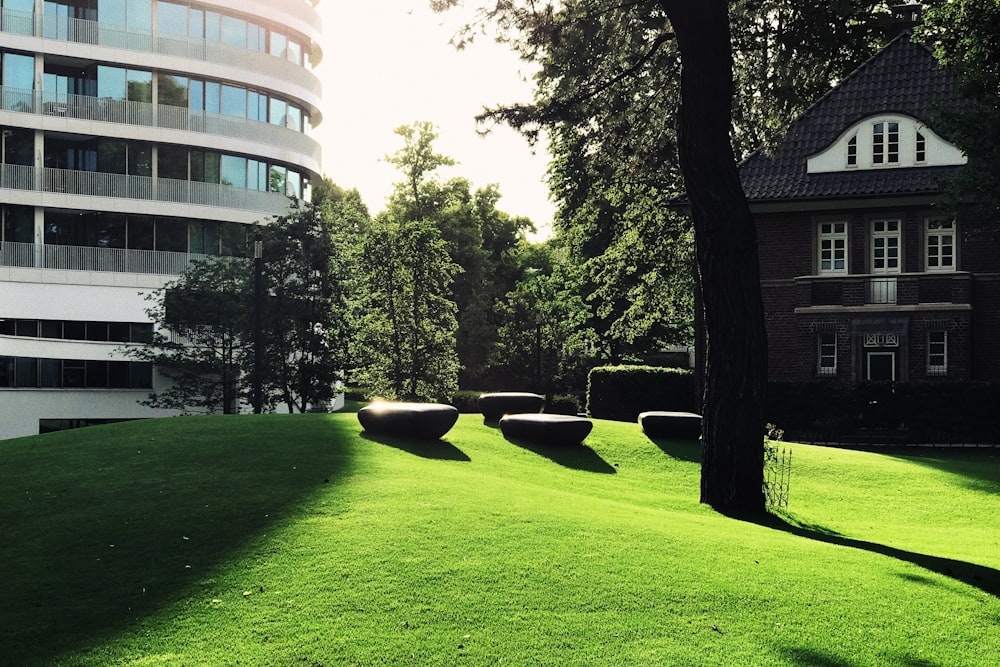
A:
[664, 1, 768, 514]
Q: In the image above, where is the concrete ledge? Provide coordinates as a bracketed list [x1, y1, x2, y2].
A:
[478, 392, 545, 422]
[638, 411, 702, 440]
[357, 402, 459, 440]
[499, 413, 593, 446]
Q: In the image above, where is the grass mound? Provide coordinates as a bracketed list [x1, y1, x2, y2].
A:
[1, 414, 998, 666]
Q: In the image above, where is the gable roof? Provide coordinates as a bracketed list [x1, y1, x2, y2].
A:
[739, 33, 964, 203]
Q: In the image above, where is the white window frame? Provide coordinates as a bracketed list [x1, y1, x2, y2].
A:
[925, 218, 956, 273]
[818, 221, 847, 275]
[871, 219, 901, 274]
[927, 330, 947, 376]
[817, 332, 837, 377]
[872, 121, 899, 165]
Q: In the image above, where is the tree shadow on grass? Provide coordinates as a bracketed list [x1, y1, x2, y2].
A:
[884, 449, 1000, 496]
[646, 436, 701, 463]
[779, 648, 856, 667]
[0, 414, 357, 667]
[503, 436, 617, 474]
[360, 432, 471, 462]
[748, 512, 1000, 599]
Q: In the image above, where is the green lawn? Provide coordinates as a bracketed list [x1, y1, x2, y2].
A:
[1, 413, 998, 666]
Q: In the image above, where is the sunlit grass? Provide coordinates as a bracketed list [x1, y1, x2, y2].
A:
[1, 414, 997, 666]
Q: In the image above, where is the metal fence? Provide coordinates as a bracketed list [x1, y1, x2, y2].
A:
[763, 444, 792, 510]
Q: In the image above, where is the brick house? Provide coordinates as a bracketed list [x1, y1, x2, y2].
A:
[740, 32, 1000, 388]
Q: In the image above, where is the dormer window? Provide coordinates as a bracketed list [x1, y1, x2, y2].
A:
[873, 121, 899, 164]
[807, 114, 967, 173]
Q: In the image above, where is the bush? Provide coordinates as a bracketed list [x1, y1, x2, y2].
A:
[448, 390, 482, 414]
[547, 394, 581, 416]
[767, 381, 1000, 444]
[587, 365, 697, 422]
[343, 386, 372, 402]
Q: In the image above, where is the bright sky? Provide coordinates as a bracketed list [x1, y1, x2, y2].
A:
[315, 0, 554, 237]
[313, 2, 555, 237]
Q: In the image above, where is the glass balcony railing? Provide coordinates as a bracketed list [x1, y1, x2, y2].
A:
[1, 86, 320, 165]
[1, 241, 211, 275]
[0, 163, 293, 216]
[0, 8, 319, 98]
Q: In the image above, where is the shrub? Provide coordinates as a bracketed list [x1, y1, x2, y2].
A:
[448, 390, 483, 414]
[586, 365, 697, 422]
[343, 386, 372, 402]
[766, 381, 1000, 444]
[547, 394, 581, 416]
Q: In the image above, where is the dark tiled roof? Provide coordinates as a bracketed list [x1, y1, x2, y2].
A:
[739, 33, 964, 203]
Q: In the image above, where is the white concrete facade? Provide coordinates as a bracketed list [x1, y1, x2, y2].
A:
[0, 0, 323, 439]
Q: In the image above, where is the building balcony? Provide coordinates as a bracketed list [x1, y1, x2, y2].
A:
[0, 8, 321, 115]
[1, 241, 210, 276]
[0, 163, 292, 217]
[793, 272, 972, 310]
[0, 86, 321, 171]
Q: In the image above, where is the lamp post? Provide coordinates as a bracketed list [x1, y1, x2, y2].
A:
[252, 238, 263, 414]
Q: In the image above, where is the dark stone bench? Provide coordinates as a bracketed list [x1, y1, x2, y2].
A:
[478, 392, 545, 422]
[357, 402, 459, 440]
[499, 413, 593, 446]
[638, 411, 702, 440]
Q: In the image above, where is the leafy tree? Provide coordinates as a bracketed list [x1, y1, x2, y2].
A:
[350, 215, 461, 401]
[383, 122, 536, 388]
[129, 256, 250, 415]
[494, 242, 597, 398]
[254, 200, 349, 413]
[433, 0, 900, 513]
[919, 0, 1000, 220]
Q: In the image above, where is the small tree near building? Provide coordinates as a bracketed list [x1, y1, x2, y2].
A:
[129, 256, 251, 415]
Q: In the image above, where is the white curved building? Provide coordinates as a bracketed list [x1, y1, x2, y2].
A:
[0, 0, 323, 438]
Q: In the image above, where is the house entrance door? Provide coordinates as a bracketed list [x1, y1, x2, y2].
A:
[866, 351, 896, 383]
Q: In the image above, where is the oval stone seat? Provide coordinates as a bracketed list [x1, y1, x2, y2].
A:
[638, 411, 702, 440]
[357, 402, 459, 440]
[478, 392, 545, 422]
[499, 413, 593, 446]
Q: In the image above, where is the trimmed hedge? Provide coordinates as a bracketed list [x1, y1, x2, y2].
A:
[767, 381, 1000, 444]
[451, 391, 580, 416]
[587, 366, 697, 422]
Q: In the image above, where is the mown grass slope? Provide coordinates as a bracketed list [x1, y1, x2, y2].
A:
[1, 413, 997, 666]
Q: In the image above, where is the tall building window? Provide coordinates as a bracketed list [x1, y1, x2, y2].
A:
[818, 333, 837, 377]
[916, 131, 926, 163]
[927, 330, 947, 376]
[925, 218, 955, 272]
[871, 219, 900, 273]
[818, 222, 847, 274]
[846, 135, 857, 167]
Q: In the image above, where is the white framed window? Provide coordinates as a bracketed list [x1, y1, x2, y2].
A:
[927, 330, 947, 376]
[869, 219, 900, 303]
[925, 218, 955, 272]
[818, 222, 847, 274]
[871, 219, 901, 273]
[846, 135, 858, 167]
[818, 333, 837, 377]
[915, 131, 926, 163]
[873, 121, 899, 165]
